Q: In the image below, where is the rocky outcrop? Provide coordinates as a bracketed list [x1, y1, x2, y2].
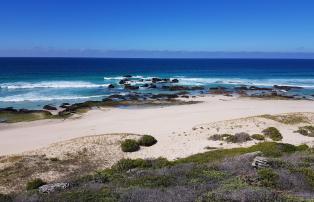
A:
[273, 85, 303, 91]
[60, 103, 70, 108]
[43, 105, 57, 110]
[38, 183, 70, 193]
[252, 156, 270, 169]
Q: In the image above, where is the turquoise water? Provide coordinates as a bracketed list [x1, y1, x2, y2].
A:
[0, 58, 314, 109]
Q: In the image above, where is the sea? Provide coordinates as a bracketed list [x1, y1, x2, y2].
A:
[0, 57, 314, 109]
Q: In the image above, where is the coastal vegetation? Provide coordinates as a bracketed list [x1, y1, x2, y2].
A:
[121, 135, 157, 152]
[120, 139, 140, 152]
[295, 125, 314, 137]
[26, 179, 46, 190]
[251, 134, 265, 141]
[0, 142, 312, 201]
[262, 127, 283, 141]
[260, 113, 310, 125]
[137, 135, 158, 147]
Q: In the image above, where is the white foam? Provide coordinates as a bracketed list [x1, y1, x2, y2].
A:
[175, 77, 314, 88]
[0, 93, 105, 102]
[0, 81, 109, 89]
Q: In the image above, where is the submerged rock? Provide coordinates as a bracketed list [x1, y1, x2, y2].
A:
[119, 79, 129, 85]
[123, 75, 132, 78]
[171, 78, 179, 83]
[124, 85, 139, 90]
[108, 84, 115, 88]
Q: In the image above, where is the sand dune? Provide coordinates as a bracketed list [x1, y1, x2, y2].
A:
[0, 95, 314, 156]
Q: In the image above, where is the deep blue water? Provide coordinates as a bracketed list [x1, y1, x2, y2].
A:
[0, 57, 314, 109]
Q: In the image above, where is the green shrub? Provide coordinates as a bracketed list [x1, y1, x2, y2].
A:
[251, 134, 265, 141]
[225, 133, 251, 143]
[112, 158, 151, 171]
[0, 194, 12, 202]
[296, 144, 309, 151]
[295, 126, 314, 137]
[138, 135, 157, 146]
[121, 139, 140, 152]
[291, 167, 314, 188]
[262, 127, 283, 141]
[176, 142, 303, 164]
[257, 168, 279, 188]
[26, 178, 46, 190]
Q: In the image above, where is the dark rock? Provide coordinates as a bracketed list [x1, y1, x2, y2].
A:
[141, 84, 149, 88]
[181, 95, 189, 98]
[235, 86, 248, 91]
[273, 85, 303, 91]
[249, 86, 272, 91]
[107, 94, 126, 100]
[43, 105, 57, 110]
[148, 84, 157, 89]
[190, 86, 204, 90]
[0, 107, 18, 113]
[171, 79, 179, 83]
[152, 77, 163, 83]
[60, 103, 70, 108]
[151, 94, 179, 99]
[124, 85, 139, 90]
[108, 84, 115, 88]
[119, 79, 129, 85]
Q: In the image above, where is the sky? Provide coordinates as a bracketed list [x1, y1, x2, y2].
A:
[1, 0, 314, 58]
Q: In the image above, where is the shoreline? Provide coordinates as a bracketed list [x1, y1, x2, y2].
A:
[1, 94, 314, 157]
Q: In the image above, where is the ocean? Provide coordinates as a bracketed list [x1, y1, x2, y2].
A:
[0, 57, 314, 109]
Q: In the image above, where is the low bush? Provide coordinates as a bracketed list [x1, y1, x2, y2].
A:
[262, 127, 283, 141]
[225, 132, 251, 143]
[295, 126, 314, 137]
[291, 167, 314, 188]
[257, 168, 279, 188]
[121, 139, 140, 152]
[138, 135, 157, 146]
[112, 158, 151, 171]
[112, 158, 172, 172]
[176, 142, 306, 164]
[26, 178, 46, 190]
[251, 134, 265, 141]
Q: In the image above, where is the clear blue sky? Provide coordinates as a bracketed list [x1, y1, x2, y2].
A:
[1, 0, 314, 57]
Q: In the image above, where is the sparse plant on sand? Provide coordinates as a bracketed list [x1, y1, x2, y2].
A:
[295, 126, 314, 137]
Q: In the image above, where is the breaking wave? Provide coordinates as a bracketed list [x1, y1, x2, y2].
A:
[0, 81, 109, 89]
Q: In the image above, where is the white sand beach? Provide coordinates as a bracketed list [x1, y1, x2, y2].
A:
[1, 95, 314, 158]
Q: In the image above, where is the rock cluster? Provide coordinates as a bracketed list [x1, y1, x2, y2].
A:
[38, 182, 70, 193]
[252, 156, 270, 169]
